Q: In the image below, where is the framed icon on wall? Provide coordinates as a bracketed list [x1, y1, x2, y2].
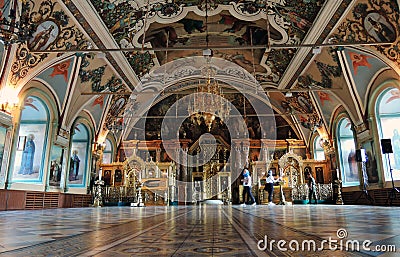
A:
[315, 167, 324, 184]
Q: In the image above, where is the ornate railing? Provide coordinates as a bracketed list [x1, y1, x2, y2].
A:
[292, 183, 333, 201]
[100, 186, 137, 204]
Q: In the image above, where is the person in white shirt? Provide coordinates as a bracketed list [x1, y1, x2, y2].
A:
[241, 167, 256, 206]
[264, 169, 278, 205]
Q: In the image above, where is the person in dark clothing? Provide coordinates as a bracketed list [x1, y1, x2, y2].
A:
[305, 171, 318, 204]
[241, 167, 256, 206]
[264, 169, 279, 205]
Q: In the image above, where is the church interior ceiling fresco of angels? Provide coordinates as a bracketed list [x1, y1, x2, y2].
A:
[0, 0, 400, 256]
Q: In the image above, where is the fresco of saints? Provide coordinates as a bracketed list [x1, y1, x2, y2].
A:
[19, 134, 35, 175]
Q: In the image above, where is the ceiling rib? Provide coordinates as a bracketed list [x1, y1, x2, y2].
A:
[32, 41, 393, 54]
[120, 113, 313, 119]
[81, 87, 342, 96]
[278, 0, 346, 90]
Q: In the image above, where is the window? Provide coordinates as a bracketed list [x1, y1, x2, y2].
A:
[336, 117, 359, 187]
[0, 127, 7, 172]
[376, 87, 400, 181]
[313, 135, 325, 161]
[102, 138, 113, 164]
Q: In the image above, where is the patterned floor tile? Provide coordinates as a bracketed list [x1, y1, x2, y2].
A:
[0, 205, 398, 256]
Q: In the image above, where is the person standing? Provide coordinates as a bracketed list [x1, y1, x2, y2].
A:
[264, 169, 278, 205]
[305, 171, 318, 204]
[241, 167, 256, 206]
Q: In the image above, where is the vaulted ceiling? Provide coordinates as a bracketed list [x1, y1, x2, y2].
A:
[2, 0, 399, 147]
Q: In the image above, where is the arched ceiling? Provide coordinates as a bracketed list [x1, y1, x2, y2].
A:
[3, 0, 399, 147]
[85, 0, 329, 87]
[122, 56, 283, 142]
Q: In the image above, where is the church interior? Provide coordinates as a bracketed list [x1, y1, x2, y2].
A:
[0, 0, 400, 256]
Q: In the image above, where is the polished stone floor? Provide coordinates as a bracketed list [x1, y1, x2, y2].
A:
[0, 205, 399, 256]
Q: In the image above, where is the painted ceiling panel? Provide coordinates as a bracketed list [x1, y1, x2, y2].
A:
[333, 0, 399, 66]
[285, 45, 348, 140]
[8, 0, 91, 87]
[35, 57, 76, 110]
[313, 91, 341, 129]
[84, 95, 110, 132]
[298, 48, 343, 90]
[65, 55, 126, 128]
[89, 0, 326, 84]
[343, 48, 388, 108]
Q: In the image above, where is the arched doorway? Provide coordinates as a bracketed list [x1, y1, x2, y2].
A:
[189, 135, 230, 202]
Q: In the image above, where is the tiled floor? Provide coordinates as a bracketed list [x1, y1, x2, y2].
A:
[0, 204, 399, 256]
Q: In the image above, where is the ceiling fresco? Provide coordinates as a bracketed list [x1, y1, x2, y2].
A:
[35, 57, 76, 111]
[333, 0, 399, 66]
[343, 48, 389, 108]
[4, 0, 400, 149]
[90, 0, 325, 84]
[9, 0, 92, 86]
[84, 95, 111, 133]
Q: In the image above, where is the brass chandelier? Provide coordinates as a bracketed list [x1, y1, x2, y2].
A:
[0, 0, 32, 46]
[187, 65, 231, 131]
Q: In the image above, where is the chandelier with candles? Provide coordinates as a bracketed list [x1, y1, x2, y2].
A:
[186, 0, 231, 131]
[0, 0, 33, 47]
[187, 63, 231, 131]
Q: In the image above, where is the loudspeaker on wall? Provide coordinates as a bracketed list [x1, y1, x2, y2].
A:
[381, 139, 393, 154]
[355, 149, 366, 162]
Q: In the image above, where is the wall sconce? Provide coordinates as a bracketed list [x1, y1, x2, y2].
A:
[93, 141, 106, 152]
[106, 118, 125, 134]
[319, 138, 333, 153]
[0, 86, 19, 114]
[0, 102, 18, 114]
